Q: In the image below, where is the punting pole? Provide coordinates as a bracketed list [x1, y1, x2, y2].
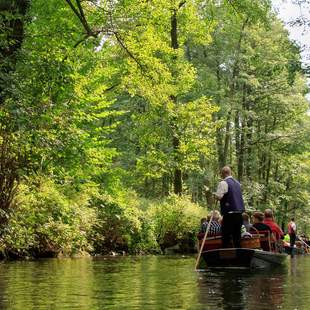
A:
[297, 235, 310, 252]
[195, 200, 218, 270]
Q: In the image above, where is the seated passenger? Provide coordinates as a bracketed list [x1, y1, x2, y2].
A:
[250, 211, 272, 236]
[201, 210, 222, 236]
[250, 211, 275, 251]
[242, 212, 252, 232]
[199, 217, 207, 233]
[284, 233, 290, 243]
[263, 209, 284, 240]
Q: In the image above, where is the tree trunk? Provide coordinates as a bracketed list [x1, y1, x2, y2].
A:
[245, 128, 253, 178]
[171, 9, 182, 195]
[222, 111, 231, 166]
[224, 19, 248, 171]
[238, 117, 245, 181]
[0, 0, 30, 224]
[162, 173, 170, 196]
[237, 84, 247, 181]
[245, 102, 253, 179]
[214, 59, 224, 169]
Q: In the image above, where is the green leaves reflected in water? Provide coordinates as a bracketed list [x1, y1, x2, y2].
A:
[0, 256, 309, 309]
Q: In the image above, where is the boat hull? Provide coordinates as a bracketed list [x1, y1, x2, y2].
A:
[201, 248, 287, 269]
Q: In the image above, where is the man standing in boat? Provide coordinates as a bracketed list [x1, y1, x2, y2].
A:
[214, 166, 245, 248]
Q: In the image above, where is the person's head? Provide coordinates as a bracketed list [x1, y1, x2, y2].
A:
[242, 212, 250, 223]
[200, 217, 207, 225]
[264, 209, 274, 220]
[253, 211, 264, 224]
[220, 166, 232, 179]
[291, 217, 295, 222]
[210, 210, 221, 222]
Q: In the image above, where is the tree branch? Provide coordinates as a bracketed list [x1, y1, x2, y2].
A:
[179, 1, 186, 9]
[113, 31, 145, 72]
[247, 133, 301, 147]
[65, 0, 95, 37]
[75, 0, 93, 35]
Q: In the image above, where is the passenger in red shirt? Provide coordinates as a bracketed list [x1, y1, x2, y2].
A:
[263, 209, 284, 240]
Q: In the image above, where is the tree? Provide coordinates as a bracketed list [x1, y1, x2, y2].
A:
[0, 0, 30, 223]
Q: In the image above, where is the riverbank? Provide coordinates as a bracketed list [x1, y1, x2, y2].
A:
[0, 239, 198, 260]
[0, 179, 204, 260]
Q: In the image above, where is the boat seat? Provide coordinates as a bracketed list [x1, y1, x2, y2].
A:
[250, 230, 274, 251]
[241, 236, 261, 249]
[197, 232, 222, 240]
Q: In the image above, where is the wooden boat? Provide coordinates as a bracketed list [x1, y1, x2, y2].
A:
[197, 232, 287, 269]
[284, 240, 310, 255]
[201, 247, 287, 269]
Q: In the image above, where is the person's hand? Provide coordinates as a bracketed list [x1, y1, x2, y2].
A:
[213, 192, 220, 200]
[203, 185, 209, 193]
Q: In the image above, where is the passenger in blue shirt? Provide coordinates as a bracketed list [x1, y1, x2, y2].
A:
[201, 211, 222, 236]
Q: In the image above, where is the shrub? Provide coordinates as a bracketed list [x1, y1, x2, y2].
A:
[1, 177, 208, 258]
[2, 177, 95, 258]
[89, 189, 159, 254]
[147, 195, 206, 252]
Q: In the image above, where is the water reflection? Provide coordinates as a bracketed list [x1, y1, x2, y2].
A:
[0, 256, 308, 309]
[197, 267, 288, 310]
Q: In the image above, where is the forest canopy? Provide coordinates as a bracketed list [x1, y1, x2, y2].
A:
[0, 0, 309, 257]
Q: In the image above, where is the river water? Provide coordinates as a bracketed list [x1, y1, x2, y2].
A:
[0, 255, 308, 309]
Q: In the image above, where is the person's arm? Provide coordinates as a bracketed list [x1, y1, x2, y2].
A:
[213, 180, 228, 200]
[277, 225, 284, 239]
[271, 232, 277, 243]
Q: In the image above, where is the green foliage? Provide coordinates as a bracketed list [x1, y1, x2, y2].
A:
[89, 190, 146, 254]
[0, 0, 309, 258]
[1, 178, 208, 256]
[2, 176, 96, 257]
[147, 195, 206, 250]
